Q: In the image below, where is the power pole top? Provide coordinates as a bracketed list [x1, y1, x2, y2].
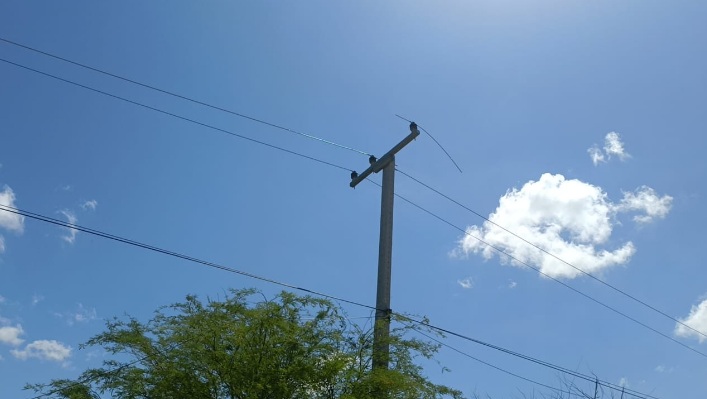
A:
[350, 122, 420, 188]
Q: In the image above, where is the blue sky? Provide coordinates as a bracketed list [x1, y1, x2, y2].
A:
[1, 1, 706, 398]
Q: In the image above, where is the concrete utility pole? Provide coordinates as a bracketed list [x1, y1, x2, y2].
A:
[350, 122, 420, 381]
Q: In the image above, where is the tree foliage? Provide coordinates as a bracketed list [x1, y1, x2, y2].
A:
[28, 289, 464, 399]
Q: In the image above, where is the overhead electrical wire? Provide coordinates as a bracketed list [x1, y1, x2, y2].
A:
[411, 326, 621, 399]
[0, 41, 685, 398]
[394, 114, 463, 173]
[384, 185, 707, 360]
[0, 58, 352, 173]
[395, 168, 707, 342]
[3, 39, 697, 346]
[0, 204, 661, 399]
[0, 65, 687, 386]
[0, 37, 374, 157]
[408, 326, 574, 397]
[0, 204, 374, 312]
[402, 316, 658, 399]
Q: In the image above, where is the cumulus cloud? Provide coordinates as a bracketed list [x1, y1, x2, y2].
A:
[11, 340, 71, 362]
[59, 210, 78, 244]
[616, 187, 673, 224]
[588, 132, 630, 165]
[0, 185, 24, 233]
[81, 200, 98, 211]
[457, 278, 473, 289]
[587, 146, 605, 166]
[0, 324, 25, 346]
[604, 132, 630, 161]
[675, 298, 707, 343]
[458, 174, 672, 279]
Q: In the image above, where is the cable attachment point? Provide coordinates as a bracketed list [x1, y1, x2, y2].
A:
[369, 155, 377, 165]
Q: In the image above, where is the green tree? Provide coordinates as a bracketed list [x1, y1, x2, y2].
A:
[28, 289, 464, 399]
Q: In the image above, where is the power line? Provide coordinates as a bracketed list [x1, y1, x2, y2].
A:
[0, 204, 374, 312]
[4, 34, 696, 347]
[0, 38, 676, 399]
[1, 204, 662, 399]
[400, 316, 658, 399]
[394, 114, 462, 173]
[0, 49, 685, 393]
[395, 168, 707, 342]
[0, 58, 352, 173]
[0, 37, 373, 157]
[408, 325, 575, 397]
[11, 36, 698, 351]
[382, 183, 707, 360]
[11, 33, 695, 345]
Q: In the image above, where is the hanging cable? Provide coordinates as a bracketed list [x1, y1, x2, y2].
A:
[0, 204, 666, 399]
[400, 316, 658, 399]
[0, 204, 374, 312]
[0, 58, 353, 173]
[371, 181, 707, 360]
[394, 114, 462, 173]
[0, 37, 373, 157]
[395, 168, 707, 342]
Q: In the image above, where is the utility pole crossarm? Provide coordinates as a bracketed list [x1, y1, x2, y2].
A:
[350, 122, 420, 188]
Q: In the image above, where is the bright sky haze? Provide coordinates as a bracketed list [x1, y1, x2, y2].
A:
[1, 2, 706, 398]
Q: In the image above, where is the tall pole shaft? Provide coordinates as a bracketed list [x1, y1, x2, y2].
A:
[373, 157, 395, 373]
[348, 123, 418, 398]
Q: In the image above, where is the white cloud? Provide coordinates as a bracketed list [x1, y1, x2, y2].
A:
[619, 377, 630, 388]
[457, 278, 473, 289]
[587, 145, 605, 166]
[0, 324, 25, 346]
[0, 185, 24, 233]
[587, 132, 630, 165]
[59, 210, 78, 244]
[604, 132, 630, 161]
[81, 200, 98, 211]
[508, 281, 518, 289]
[0, 295, 5, 303]
[0, 236, 4, 254]
[675, 298, 707, 343]
[458, 174, 671, 279]
[615, 187, 673, 224]
[11, 340, 72, 362]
